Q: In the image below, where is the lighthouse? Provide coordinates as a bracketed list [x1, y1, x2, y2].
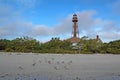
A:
[67, 14, 80, 43]
[72, 14, 78, 37]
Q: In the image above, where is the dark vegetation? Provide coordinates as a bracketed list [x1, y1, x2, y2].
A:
[0, 36, 120, 54]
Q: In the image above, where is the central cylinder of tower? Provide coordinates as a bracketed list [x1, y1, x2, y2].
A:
[72, 14, 78, 37]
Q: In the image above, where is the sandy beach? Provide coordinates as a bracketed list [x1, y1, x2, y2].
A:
[0, 52, 120, 80]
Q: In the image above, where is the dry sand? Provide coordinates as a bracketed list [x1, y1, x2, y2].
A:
[0, 52, 120, 80]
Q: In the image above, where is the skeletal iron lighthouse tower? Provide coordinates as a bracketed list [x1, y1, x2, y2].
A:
[72, 14, 79, 38]
[67, 14, 80, 43]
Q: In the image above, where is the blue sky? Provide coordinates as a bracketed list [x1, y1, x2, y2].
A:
[0, 0, 120, 42]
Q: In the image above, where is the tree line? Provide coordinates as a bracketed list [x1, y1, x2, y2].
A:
[0, 36, 120, 54]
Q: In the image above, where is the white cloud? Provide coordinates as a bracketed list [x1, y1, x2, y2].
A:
[27, 25, 51, 37]
[0, 3, 30, 39]
[52, 15, 73, 35]
[0, 21, 33, 39]
[0, 0, 38, 8]
[49, 10, 120, 42]
[15, 0, 38, 8]
[98, 21, 120, 42]
[47, 10, 96, 36]
[0, 8, 120, 42]
[50, 10, 98, 37]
